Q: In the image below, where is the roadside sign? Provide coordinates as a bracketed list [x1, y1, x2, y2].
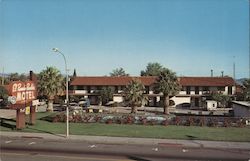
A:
[7, 81, 37, 109]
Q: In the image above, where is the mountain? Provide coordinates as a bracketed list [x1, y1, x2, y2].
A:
[0, 73, 10, 77]
[236, 78, 247, 86]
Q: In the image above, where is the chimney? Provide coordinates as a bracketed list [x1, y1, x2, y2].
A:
[29, 70, 37, 82]
[211, 69, 213, 77]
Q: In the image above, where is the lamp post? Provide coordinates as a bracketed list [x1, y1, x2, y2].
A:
[52, 48, 69, 137]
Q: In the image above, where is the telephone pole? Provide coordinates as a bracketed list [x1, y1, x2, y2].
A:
[1, 67, 4, 85]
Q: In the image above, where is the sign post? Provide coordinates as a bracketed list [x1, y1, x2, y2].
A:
[8, 81, 37, 129]
[30, 99, 39, 125]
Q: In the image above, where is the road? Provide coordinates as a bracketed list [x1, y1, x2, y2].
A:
[1, 136, 250, 161]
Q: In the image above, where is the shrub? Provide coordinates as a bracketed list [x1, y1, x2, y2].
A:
[105, 119, 113, 124]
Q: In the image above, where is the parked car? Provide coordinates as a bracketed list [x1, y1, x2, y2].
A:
[78, 98, 90, 108]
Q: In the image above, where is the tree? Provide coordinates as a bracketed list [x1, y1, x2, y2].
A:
[0, 86, 8, 107]
[99, 87, 114, 105]
[110, 68, 129, 77]
[73, 69, 77, 77]
[124, 79, 148, 113]
[141, 62, 163, 76]
[3, 73, 29, 84]
[211, 93, 231, 108]
[243, 79, 250, 101]
[154, 68, 180, 114]
[37, 67, 64, 112]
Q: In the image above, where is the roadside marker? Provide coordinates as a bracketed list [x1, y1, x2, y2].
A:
[28, 142, 36, 145]
[88, 144, 97, 148]
[152, 147, 158, 151]
[182, 149, 188, 153]
[5, 141, 12, 144]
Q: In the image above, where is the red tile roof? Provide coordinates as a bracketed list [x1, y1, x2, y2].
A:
[70, 76, 235, 87]
[179, 77, 235, 87]
[70, 76, 157, 86]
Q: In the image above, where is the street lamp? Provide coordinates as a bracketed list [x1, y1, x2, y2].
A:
[52, 48, 69, 138]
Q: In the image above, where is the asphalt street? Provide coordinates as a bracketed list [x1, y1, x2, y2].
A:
[1, 136, 250, 161]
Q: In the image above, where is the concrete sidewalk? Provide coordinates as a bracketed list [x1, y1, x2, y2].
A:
[1, 131, 249, 150]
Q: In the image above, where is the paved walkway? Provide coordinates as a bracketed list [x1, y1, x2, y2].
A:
[1, 131, 249, 150]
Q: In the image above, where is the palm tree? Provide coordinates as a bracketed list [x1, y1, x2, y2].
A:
[140, 62, 163, 76]
[155, 68, 180, 114]
[38, 67, 64, 112]
[124, 79, 148, 113]
[110, 68, 129, 77]
[99, 87, 114, 105]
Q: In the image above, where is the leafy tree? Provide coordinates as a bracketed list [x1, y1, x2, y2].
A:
[9, 73, 28, 82]
[99, 87, 114, 105]
[243, 79, 250, 101]
[211, 93, 231, 108]
[141, 62, 163, 76]
[154, 68, 180, 114]
[110, 68, 129, 77]
[124, 79, 148, 113]
[2, 73, 28, 84]
[0, 86, 8, 107]
[37, 67, 64, 112]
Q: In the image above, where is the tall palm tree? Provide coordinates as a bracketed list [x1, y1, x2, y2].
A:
[124, 79, 148, 113]
[110, 67, 129, 77]
[38, 67, 64, 112]
[155, 68, 180, 114]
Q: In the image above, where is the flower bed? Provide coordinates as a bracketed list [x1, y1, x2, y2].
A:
[45, 113, 248, 127]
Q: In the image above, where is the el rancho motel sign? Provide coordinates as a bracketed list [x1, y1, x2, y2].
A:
[8, 81, 37, 109]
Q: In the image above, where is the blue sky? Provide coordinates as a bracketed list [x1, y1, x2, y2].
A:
[0, 0, 249, 78]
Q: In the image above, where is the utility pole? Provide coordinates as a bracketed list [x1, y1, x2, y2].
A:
[233, 56, 236, 80]
[1, 67, 4, 85]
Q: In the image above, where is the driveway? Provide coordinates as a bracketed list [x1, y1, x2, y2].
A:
[0, 109, 16, 119]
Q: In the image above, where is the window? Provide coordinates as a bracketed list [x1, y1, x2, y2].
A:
[218, 86, 225, 91]
[186, 86, 190, 95]
[228, 86, 232, 95]
[145, 86, 149, 94]
[97, 86, 102, 90]
[203, 86, 209, 91]
[115, 86, 118, 93]
[87, 86, 91, 93]
[195, 86, 199, 94]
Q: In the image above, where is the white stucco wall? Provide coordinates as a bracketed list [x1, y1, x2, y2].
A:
[113, 96, 124, 103]
[206, 100, 217, 110]
[74, 90, 87, 94]
[171, 96, 191, 106]
[179, 91, 186, 95]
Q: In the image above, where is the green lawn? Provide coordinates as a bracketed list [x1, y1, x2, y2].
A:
[1, 112, 250, 142]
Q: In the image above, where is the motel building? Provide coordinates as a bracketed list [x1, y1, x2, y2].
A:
[69, 76, 236, 109]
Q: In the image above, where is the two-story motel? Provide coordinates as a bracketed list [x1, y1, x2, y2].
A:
[69, 76, 236, 108]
